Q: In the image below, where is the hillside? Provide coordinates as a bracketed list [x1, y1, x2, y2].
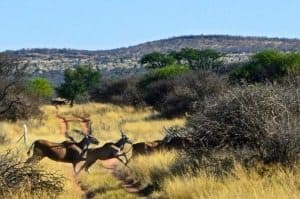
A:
[5, 35, 300, 84]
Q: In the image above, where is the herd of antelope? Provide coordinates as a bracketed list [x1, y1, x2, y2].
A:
[25, 114, 192, 175]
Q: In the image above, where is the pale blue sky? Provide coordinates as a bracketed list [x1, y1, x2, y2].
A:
[1, 0, 300, 51]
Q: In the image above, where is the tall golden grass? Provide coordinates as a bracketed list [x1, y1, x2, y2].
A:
[0, 103, 299, 198]
[0, 103, 183, 198]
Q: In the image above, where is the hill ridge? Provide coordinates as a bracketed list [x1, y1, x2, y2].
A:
[4, 34, 300, 84]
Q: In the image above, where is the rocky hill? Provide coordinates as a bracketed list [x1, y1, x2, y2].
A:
[5, 35, 300, 85]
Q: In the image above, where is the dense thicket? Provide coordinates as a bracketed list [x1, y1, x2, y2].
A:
[175, 77, 300, 172]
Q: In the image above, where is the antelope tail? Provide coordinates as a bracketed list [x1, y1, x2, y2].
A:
[27, 141, 35, 156]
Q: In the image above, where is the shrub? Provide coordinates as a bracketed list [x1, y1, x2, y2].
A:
[0, 54, 42, 121]
[230, 50, 300, 83]
[185, 81, 300, 166]
[26, 77, 54, 99]
[142, 71, 227, 117]
[138, 64, 189, 89]
[90, 77, 144, 106]
[0, 151, 64, 197]
[0, 82, 42, 121]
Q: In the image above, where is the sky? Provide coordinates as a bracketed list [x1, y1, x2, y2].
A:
[1, 0, 300, 51]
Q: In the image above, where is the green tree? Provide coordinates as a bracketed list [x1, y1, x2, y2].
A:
[56, 65, 101, 106]
[26, 77, 54, 99]
[168, 51, 183, 64]
[176, 48, 222, 70]
[229, 50, 300, 83]
[140, 52, 175, 69]
[138, 64, 189, 88]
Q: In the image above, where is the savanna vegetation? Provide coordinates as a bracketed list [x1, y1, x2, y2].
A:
[0, 49, 299, 198]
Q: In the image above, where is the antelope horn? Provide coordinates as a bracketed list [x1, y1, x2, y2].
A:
[72, 129, 86, 136]
[118, 120, 126, 136]
[88, 121, 93, 135]
[57, 115, 69, 135]
[163, 126, 172, 135]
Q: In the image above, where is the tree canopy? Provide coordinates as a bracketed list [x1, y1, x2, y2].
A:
[140, 52, 175, 69]
[56, 65, 101, 106]
[140, 48, 222, 70]
[229, 50, 300, 83]
[26, 77, 54, 99]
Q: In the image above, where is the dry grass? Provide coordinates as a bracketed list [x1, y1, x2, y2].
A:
[0, 103, 184, 198]
[161, 165, 300, 199]
[0, 102, 299, 198]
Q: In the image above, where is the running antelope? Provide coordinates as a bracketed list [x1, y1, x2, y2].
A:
[162, 127, 192, 150]
[26, 115, 99, 174]
[131, 140, 163, 156]
[131, 127, 192, 156]
[77, 126, 133, 173]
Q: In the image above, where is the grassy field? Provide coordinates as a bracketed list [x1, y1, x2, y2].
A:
[0, 103, 299, 199]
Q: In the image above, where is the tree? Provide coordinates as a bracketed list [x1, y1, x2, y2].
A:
[176, 48, 222, 70]
[26, 77, 54, 99]
[168, 51, 183, 64]
[229, 50, 300, 83]
[0, 53, 41, 120]
[56, 65, 101, 106]
[0, 54, 26, 115]
[138, 64, 189, 89]
[140, 52, 175, 69]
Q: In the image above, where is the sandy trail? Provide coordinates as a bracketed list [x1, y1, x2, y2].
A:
[100, 158, 154, 198]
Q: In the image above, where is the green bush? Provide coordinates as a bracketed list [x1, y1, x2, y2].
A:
[230, 50, 300, 83]
[138, 64, 189, 88]
[26, 77, 54, 99]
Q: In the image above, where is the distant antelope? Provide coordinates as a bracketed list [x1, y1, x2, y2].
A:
[131, 140, 163, 156]
[131, 127, 192, 156]
[162, 127, 192, 150]
[77, 122, 133, 173]
[26, 116, 99, 174]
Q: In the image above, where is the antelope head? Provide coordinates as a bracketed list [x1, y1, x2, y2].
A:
[163, 126, 178, 143]
[72, 124, 99, 145]
[118, 120, 133, 145]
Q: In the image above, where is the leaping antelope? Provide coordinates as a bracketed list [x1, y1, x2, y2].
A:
[76, 122, 133, 173]
[26, 115, 99, 174]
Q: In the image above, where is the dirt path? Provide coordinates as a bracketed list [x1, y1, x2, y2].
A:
[64, 167, 88, 199]
[100, 158, 154, 198]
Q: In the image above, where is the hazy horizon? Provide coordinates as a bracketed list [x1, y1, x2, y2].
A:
[1, 0, 300, 51]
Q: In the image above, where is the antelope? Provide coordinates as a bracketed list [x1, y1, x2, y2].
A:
[131, 140, 163, 156]
[162, 127, 192, 150]
[26, 115, 99, 174]
[131, 127, 192, 156]
[77, 123, 133, 173]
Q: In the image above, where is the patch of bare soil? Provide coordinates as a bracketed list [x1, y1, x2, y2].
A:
[101, 158, 154, 198]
